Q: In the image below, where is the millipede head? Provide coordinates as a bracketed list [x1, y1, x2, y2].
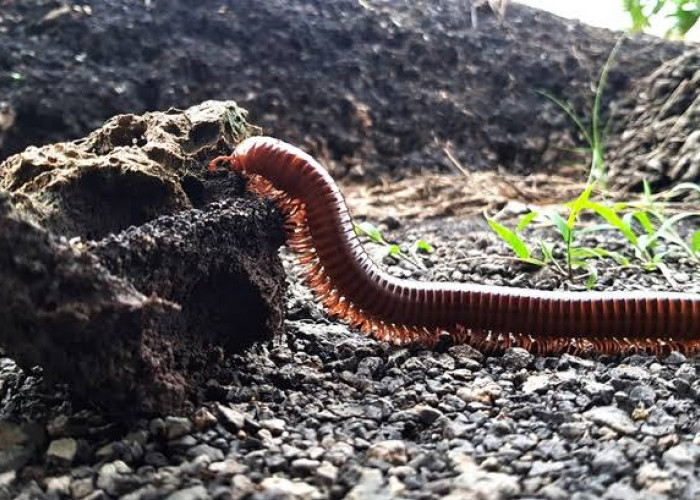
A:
[208, 154, 239, 173]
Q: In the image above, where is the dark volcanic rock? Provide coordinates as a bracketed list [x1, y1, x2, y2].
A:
[0, 193, 286, 414]
[0, 192, 178, 414]
[89, 197, 286, 356]
[0, 99, 254, 239]
[0, 101, 286, 415]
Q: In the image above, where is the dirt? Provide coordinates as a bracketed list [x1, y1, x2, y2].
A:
[0, 102, 287, 415]
[0, 0, 686, 180]
[608, 49, 700, 191]
[342, 166, 587, 223]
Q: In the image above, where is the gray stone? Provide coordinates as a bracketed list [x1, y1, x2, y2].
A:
[415, 405, 443, 425]
[164, 417, 192, 440]
[259, 477, 320, 498]
[582, 381, 615, 402]
[502, 348, 533, 369]
[0, 421, 44, 472]
[592, 447, 630, 475]
[447, 451, 521, 499]
[663, 443, 700, 467]
[528, 460, 566, 476]
[44, 475, 71, 494]
[291, 458, 321, 474]
[186, 444, 224, 462]
[70, 477, 94, 499]
[46, 438, 78, 467]
[367, 440, 407, 465]
[216, 404, 246, 431]
[610, 365, 649, 381]
[629, 384, 656, 406]
[457, 377, 502, 404]
[522, 374, 555, 394]
[260, 418, 286, 436]
[510, 435, 537, 451]
[316, 462, 338, 484]
[165, 485, 209, 500]
[345, 468, 393, 500]
[584, 406, 637, 435]
[558, 422, 590, 440]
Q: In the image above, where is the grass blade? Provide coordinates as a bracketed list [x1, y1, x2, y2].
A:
[485, 216, 532, 260]
[516, 211, 539, 232]
[583, 201, 639, 247]
[354, 221, 386, 244]
[692, 229, 700, 253]
[542, 209, 571, 242]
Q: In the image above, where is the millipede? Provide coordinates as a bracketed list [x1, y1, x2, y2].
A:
[209, 136, 700, 356]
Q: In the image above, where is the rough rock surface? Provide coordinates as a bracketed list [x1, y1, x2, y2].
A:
[0, 0, 685, 177]
[0, 192, 178, 414]
[89, 197, 287, 358]
[0, 99, 254, 238]
[608, 50, 700, 191]
[0, 101, 286, 415]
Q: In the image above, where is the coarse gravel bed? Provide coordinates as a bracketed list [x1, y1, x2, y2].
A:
[2, 214, 700, 500]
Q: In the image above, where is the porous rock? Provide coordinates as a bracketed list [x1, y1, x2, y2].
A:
[0, 100, 255, 238]
[0, 101, 286, 415]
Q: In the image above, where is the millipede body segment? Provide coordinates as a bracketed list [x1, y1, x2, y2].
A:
[209, 136, 700, 356]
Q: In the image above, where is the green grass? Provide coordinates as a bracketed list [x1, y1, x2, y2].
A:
[486, 38, 700, 288]
[354, 221, 434, 270]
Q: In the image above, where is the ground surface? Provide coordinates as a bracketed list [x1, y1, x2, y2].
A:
[3, 198, 700, 499]
[0, 0, 686, 180]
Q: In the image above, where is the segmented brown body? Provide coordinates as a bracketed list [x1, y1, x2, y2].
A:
[210, 136, 700, 355]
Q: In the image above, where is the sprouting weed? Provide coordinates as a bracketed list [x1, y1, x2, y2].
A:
[353, 221, 434, 271]
[488, 37, 699, 287]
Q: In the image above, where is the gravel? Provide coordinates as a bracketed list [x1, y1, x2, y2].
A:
[2, 215, 700, 499]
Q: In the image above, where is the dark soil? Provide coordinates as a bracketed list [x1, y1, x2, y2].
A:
[0, 0, 686, 179]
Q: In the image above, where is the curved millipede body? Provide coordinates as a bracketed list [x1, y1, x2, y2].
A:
[210, 136, 700, 355]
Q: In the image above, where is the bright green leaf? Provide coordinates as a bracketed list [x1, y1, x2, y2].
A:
[413, 240, 434, 254]
[538, 241, 554, 263]
[542, 210, 571, 242]
[516, 211, 539, 232]
[354, 221, 385, 244]
[633, 211, 655, 235]
[567, 182, 596, 227]
[692, 229, 700, 253]
[569, 247, 630, 266]
[485, 216, 532, 260]
[387, 244, 401, 256]
[584, 201, 639, 247]
[585, 264, 598, 290]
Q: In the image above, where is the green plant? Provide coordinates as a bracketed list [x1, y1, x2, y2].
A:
[538, 36, 624, 184]
[486, 207, 628, 289]
[487, 38, 700, 287]
[354, 221, 434, 270]
[487, 38, 626, 286]
[624, 0, 700, 37]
